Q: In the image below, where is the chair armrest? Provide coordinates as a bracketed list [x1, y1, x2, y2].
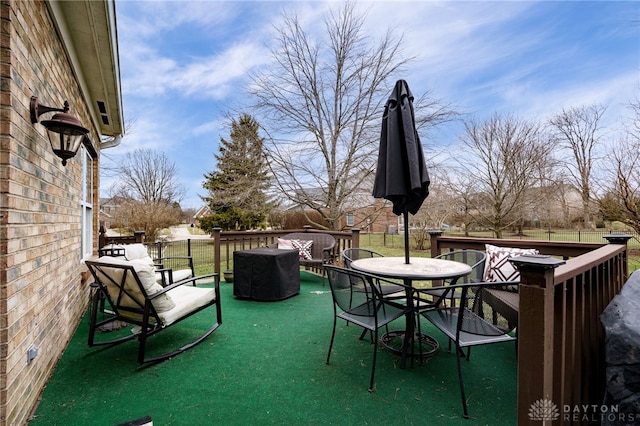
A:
[322, 242, 336, 263]
[155, 256, 195, 276]
[148, 273, 219, 296]
[155, 267, 174, 287]
[428, 280, 520, 307]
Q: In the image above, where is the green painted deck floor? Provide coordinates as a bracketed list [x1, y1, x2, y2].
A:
[29, 272, 517, 425]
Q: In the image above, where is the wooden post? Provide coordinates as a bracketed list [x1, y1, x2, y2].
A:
[428, 230, 443, 258]
[98, 224, 107, 250]
[351, 228, 360, 249]
[510, 255, 565, 425]
[213, 228, 221, 285]
[603, 233, 632, 281]
[133, 231, 145, 244]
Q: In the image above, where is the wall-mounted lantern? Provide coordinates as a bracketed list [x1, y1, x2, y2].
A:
[30, 96, 89, 166]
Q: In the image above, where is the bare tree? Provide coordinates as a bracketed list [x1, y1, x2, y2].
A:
[109, 149, 184, 241]
[249, 2, 452, 230]
[113, 149, 184, 204]
[454, 114, 553, 238]
[599, 98, 640, 232]
[410, 181, 457, 249]
[549, 104, 606, 228]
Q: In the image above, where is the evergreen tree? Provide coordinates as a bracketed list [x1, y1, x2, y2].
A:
[201, 114, 273, 230]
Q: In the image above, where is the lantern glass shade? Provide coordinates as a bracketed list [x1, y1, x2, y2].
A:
[41, 111, 89, 165]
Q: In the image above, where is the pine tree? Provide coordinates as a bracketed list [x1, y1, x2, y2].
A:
[201, 114, 273, 230]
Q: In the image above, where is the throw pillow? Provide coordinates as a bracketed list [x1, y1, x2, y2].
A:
[124, 243, 149, 261]
[484, 244, 539, 282]
[277, 238, 295, 250]
[291, 239, 313, 260]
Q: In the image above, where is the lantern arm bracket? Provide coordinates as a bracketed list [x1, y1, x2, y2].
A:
[30, 96, 70, 123]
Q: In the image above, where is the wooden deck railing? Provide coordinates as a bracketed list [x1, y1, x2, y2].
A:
[98, 226, 360, 280]
[98, 225, 145, 248]
[98, 226, 361, 280]
[210, 226, 360, 278]
[430, 231, 631, 424]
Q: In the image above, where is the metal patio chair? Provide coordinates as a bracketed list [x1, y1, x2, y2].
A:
[421, 280, 518, 418]
[86, 257, 222, 364]
[324, 265, 411, 392]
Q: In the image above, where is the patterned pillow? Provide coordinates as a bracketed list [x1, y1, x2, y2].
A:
[484, 244, 539, 282]
[291, 239, 313, 260]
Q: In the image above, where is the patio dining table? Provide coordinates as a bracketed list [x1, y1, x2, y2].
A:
[351, 256, 472, 368]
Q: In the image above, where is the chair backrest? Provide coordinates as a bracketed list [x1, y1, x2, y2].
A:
[325, 265, 384, 316]
[435, 250, 486, 284]
[86, 258, 176, 323]
[280, 232, 336, 259]
[342, 248, 384, 268]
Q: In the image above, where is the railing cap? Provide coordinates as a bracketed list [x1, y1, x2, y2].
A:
[509, 254, 565, 271]
[603, 233, 633, 244]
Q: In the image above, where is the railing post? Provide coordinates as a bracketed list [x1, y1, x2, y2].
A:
[351, 228, 360, 249]
[99, 224, 107, 249]
[213, 228, 221, 284]
[510, 255, 565, 425]
[603, 233, 632, 281]
[134, 231, 145, 244]
[428, 230, 443, 257]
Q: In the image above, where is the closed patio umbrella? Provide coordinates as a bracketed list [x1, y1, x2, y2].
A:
[372, 79, 430, 264]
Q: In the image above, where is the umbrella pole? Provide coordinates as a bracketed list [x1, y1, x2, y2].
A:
[404, 211, 410, 264]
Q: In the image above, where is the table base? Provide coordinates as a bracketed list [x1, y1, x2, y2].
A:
[380, 330, 439, 359]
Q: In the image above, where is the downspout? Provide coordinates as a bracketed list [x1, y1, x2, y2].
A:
[100, 134, 122, 150]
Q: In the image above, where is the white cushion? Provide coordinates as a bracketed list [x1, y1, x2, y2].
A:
[124, 243, 151, 261]
[158, 285, 217, 326]
[96, 256, 176, 314]
[484, 244, 539, 282]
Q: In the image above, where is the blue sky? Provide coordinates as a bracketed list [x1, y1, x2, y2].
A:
[105, 0, 640, 209]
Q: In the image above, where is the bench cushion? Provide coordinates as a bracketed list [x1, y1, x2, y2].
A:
[160, 285, 217, 326]
[96, 256, 176, 314]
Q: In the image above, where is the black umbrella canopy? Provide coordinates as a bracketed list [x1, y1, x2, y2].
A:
[372, 80, 430, 263]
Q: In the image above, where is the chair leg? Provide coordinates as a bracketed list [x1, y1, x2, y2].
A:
[455, 343, 469, 419]
[369, 330, 378, 393]
[87, 287, 101, 346]
[138, 325, 149, 364]
[326, 319, 337, 364]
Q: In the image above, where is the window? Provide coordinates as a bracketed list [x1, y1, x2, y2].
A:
[81, 148, 93, 259]
[346, 212, 354, 227]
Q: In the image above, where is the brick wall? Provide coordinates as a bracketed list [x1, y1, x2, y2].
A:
[0, 1, 99, 424]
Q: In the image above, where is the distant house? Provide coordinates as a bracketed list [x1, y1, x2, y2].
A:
[342, 195, 399, 233]
[0, 2, 124, 424]
[99, 196, 127, 229]
[193, 205, 212, 226]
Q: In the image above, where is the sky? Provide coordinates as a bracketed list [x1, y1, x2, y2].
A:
[105, 0, 640, 210]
